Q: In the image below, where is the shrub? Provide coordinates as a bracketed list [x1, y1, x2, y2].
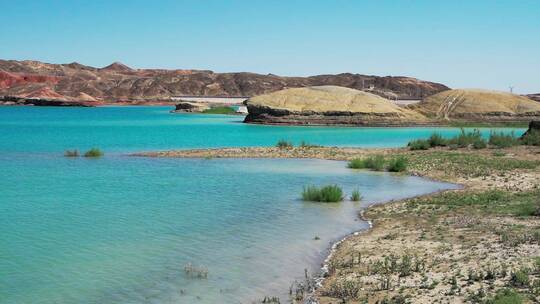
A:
[348, 155, 386, 171]
[350, 189, 362, 201]
[408, 139, 430, 150]
[487, 288, 523, 304]
[276, 139, 293, 149]
[521, 130, 540, 146]
[324, 279, 360, 300]
[472, 138, 487, 149]
[514, 201, 539, 217]
[83, 148, 104, 158]
[302, 185, 344, 202]
[364, 155, 386, 171]
[64, 150, 79, 157]
[347, 158, 366, 169]
[489, 131, 519, 148]
[388, 156, 408, 172]
[510, 269, 529, 287]
[448, 128, 484, 148]
[428, 133, 447, 147]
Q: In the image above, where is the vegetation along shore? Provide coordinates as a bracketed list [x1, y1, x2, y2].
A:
[136, 126, 540, 303]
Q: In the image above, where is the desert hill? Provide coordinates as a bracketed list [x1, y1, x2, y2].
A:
[411, 89, 540, 121]
[0, 59, 449, 104]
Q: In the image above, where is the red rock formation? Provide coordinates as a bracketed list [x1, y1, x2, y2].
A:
[0, 70, 59, 90]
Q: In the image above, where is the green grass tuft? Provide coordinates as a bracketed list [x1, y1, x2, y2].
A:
[472, 138, 487, 149]
[83, 148, 104, 158]
[364, 155, 386, 171]
[408, 128, 535, 150]
[428, 133, 447, 147]
[521, 129, 540, 146]
[448, 128, 485, 148]
[347, 158, 367, 169]
[349, 155, 406, 172]
[276, 139, 293, 149]
[488, 288, 523, 304]
[388, 156, 408, 172]
[510, 269, 530, 288]
[489, 131, 519, 148]
[302, 185, 344, 202]
[350, 189, 362, 201]
[408, 139, 431, 150]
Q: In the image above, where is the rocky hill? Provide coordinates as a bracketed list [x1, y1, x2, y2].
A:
[244, 86, 428, 126]
[0, 59, 449, 104]
[411, 89, 540, 122]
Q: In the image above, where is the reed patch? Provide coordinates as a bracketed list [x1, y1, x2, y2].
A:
[302, 185, 344, 202]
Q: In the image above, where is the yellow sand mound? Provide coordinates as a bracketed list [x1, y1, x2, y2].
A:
[248, 85, 420, 116]
[413, 89, 540, 120]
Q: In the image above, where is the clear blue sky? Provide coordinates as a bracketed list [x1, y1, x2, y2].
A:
[1, 0, 539, 93]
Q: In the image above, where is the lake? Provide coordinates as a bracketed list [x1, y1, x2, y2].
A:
[1, 106, 519, 303]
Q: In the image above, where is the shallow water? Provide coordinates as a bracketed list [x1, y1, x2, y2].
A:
[0, 106, 511, 303]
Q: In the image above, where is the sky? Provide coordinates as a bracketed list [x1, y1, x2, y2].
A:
[0, 0, 539, 93]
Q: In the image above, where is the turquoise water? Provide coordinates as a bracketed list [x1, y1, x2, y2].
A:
[0, 106, 525, 153]
[0, 106, 517, 303]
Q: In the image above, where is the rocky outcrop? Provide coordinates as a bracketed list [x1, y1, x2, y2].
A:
[172, 101, 210, 113]
[0, 59, 449, 103]
[521, 121, 540, 137]
[410, 89, 540, 122]
[0, 96, 93, 107]
[0, 86, 100, 106]
[244, 86, 429, 126]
